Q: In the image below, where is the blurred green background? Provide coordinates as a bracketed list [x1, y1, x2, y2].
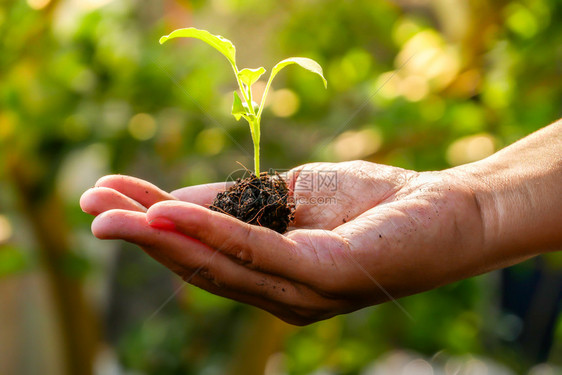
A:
[1, 0, 561, 374]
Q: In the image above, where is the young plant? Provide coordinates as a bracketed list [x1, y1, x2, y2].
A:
[159, 27, 327, 176]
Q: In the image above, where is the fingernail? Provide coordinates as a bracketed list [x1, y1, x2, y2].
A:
[148, 217, 176, 231]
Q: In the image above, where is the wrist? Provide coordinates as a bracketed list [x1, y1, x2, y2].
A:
[441, 164, 536, 275]
[449, 122, 562, 261]
[447, 163, 505, 256]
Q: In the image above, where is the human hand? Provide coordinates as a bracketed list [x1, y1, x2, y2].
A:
[80, 161, 490, 325]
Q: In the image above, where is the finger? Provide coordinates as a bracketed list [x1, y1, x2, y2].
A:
[147, 201, 357, 297]
[188, 276, 320, 326]
[164, 239, 345, 323]
[95, 175, 175, 208]
[92, 209, 339, 316]
[145, 200, 314, 279]
[171, 181, 233, 207]
[91, 209, 214, 270]
[91, 209, 181, 270]
[184, 252, 343, 318]
[92, 209, 295, 299]
[80, 187, 147, 215]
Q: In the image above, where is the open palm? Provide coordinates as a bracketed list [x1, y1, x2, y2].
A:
[81, 161, 486, 325]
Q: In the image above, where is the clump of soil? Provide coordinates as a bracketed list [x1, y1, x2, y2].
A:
[210, 172, 294, 233]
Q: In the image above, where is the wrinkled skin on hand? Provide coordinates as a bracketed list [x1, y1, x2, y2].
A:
[80, 161, 486, 325]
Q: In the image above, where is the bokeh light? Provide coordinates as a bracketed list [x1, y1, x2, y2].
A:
[128, 113, 157, 141]
[27, 0, 51, 10]
[0, 215, 13, 243]
[271, 89, 300, 118]
[194, 128, 226, 156]
[332, 128, 383, 161]
[446, 133, 496, 166]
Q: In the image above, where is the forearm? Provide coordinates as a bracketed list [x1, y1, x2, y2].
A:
[454, 119, 562, 260]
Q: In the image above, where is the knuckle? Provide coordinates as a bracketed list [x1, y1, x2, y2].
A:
[181, 266, 223, 288]
[178, 254, 225, 288]
[200, 253, 224, 288]
[234, 247, 254, 267]
[179, 269, 196, 283]
[198, 268, 224, 288]
[209, 221, 258, 268]
[226, 225, 258, 267]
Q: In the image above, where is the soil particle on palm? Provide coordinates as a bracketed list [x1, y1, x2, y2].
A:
[210, 172, 294, 233]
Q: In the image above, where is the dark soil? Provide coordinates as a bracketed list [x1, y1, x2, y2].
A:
[210, 172, 294, 233]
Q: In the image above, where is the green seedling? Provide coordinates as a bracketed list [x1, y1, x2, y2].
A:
[159, 27, 327, 176]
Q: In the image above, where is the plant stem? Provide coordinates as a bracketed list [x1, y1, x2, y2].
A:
[232, 65, 261, 176]
[252, 118, 260, 175]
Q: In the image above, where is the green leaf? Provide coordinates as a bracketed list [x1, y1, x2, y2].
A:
[159, 27, 237, 67]
[232, 91, 245, 121]
[238, 67, 266, 88]
[271, 57, 327, 88]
